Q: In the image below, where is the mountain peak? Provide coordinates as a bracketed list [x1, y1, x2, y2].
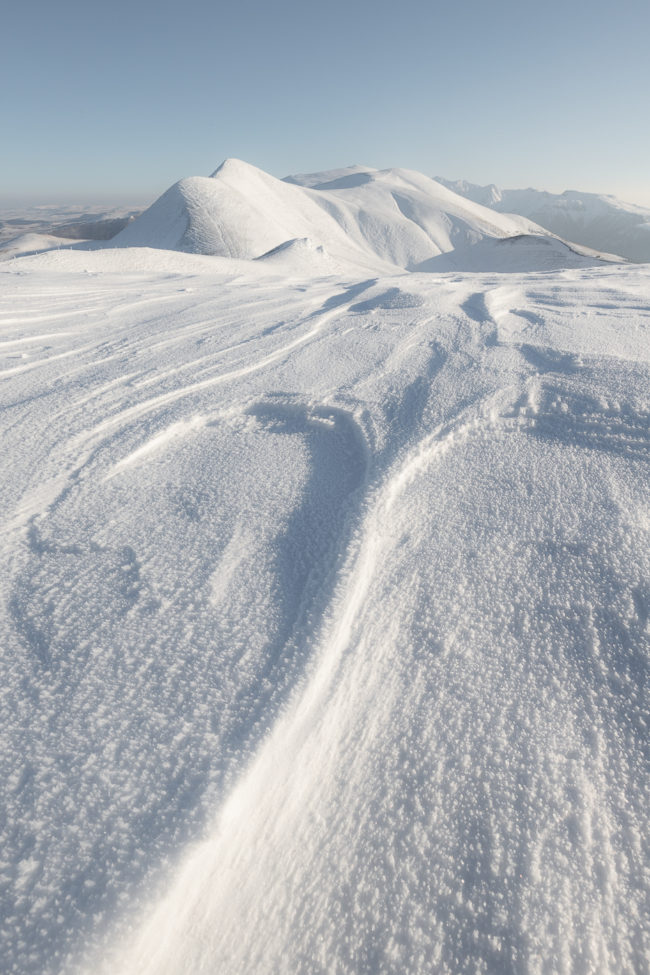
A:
[111, 160, 619, 270]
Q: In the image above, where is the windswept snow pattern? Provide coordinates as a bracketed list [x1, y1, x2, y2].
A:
[1, 176, 649, 975]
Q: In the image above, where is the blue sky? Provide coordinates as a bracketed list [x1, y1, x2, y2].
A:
[3, 0, 650, 205]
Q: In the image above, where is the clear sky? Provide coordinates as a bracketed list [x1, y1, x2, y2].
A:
[3, 0, 650, 206]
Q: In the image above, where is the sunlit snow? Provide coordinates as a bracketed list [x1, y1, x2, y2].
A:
[1, 163, 648, 975]
[436, 177, 650, 265]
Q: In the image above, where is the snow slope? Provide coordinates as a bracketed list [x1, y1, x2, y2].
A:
[0, 204, 143, 248]
[415, 234, 616, 273]
[0, 189, 649, 975]
[0, 232, 81, 260]
[437, 177, 650, 264]
[112, 159, 558, 272]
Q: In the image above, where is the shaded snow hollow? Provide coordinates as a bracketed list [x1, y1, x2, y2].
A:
[0, 161, 648, 975]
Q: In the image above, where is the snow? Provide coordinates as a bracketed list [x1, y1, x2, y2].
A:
[436, 177, 650, 264]
[1, 162, 649, 975]
[0, 232, 80, 260]
[415, 234, 617, 273]
[0, 204, 143, 249]
[111, 159, 551, 272]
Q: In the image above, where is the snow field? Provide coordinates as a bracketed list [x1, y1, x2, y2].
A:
[0, 237, 648, 975]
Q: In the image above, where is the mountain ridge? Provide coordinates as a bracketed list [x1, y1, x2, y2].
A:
[110, 159, 614, 273]
[436, 176, 650, 262]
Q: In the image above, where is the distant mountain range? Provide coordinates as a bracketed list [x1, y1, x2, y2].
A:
[435, 177, 650, 263]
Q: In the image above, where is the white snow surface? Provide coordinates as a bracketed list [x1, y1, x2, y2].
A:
[0, 233, 82, 260]
[0, 204, 143, 249]
[436, 177, 650, 264]
[1, 169, 649, 975]
[112, 159, 557, 272]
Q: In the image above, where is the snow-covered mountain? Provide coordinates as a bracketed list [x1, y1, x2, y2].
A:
[112, 159, 612, 272]
[436, 177, 650, 263]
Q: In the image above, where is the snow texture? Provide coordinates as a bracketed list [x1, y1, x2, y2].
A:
[0, 161, 649, 975]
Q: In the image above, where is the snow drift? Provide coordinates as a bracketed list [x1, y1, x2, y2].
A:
[416, 233, 612, 273]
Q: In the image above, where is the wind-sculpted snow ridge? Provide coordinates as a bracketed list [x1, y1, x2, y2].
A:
[415, 234, 612, 273]
[437, 176, 650, 264]
[0, 238, 649, 975]
[110, 158, 578, 273]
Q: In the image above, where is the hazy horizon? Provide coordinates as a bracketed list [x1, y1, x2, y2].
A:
[2, 163, 650, 212]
